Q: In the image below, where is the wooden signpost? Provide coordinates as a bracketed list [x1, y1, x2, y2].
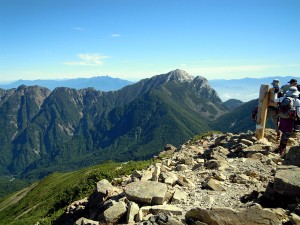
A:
[255, 84, 269, 140]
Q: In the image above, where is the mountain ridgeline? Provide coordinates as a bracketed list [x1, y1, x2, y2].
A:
[0, 70, 228, 179]
[0, 76, 134, 91]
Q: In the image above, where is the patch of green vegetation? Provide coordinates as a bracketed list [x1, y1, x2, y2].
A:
[0, 160, 153, 225]
[0, 177, 32, 198]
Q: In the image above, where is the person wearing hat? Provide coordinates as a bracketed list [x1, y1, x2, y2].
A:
[274, 86, 300, 156]
[281, 78, 297, 94]
[267, 79, 281, 139]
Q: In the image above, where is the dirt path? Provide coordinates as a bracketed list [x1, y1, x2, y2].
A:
[0, 183, 37, 212]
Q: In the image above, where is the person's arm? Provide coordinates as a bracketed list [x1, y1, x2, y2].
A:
[274, 93, 280, 103]
[296, 100, 300, 117]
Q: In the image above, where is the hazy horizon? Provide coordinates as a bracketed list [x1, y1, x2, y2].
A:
[0, 71, 298, 84]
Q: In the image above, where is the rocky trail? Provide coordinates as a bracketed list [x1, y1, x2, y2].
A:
[53, 129, 300, 225]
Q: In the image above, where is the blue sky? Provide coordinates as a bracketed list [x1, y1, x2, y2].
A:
[0, 0, 299, 82]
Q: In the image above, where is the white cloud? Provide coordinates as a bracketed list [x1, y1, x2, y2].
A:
[111, 33, 122, 37]
[64, 53, 110, 66]
[73, 27, 84, 31]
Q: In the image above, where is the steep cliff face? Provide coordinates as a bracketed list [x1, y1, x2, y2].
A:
[0, 86, 51, 175]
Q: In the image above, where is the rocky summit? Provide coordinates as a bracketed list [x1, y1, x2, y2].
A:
[54, 129, 300, 225]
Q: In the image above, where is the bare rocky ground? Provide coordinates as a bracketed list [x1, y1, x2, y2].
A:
[54, 129, 300, 225]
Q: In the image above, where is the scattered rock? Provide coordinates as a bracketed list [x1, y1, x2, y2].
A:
[96, 179, 114, 195]
[75, 217, 99, 225]
[125, 181, 167, 205]
[101, 201, 127, 224]
[205, 178, 225, 191]
[126, 201, 139, 224]
[171, 190, 188, 204]
[58, 129, 300, 225]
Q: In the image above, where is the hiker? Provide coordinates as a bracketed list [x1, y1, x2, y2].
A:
[267, 79, 281, 139]
[281, 78, 297, 94]
[295, 84, 300, 131]
[274, 86, 300, 156]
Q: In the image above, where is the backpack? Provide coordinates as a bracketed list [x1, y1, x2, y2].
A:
[278, 97, 296, 119]
[251, 105, 258, 122]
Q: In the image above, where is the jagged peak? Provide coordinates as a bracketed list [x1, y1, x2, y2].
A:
[166, 69, 194, 83]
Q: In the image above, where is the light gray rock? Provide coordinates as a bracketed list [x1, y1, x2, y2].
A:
[206, 178, 225, 191]
[171, 190, 188, 204]
[141, 170, 154, 181]
[290, 213, 300, 225]
[274, 165, 300, 197]
[75, 217, 99, 225]
[186, 205, 281, 225]
[102, 201, 127, 224]
[208, 146, 230, 161]
[284, 145, 300, 166]
[161, 164, 172, 172]
[162, 159, 172, 167]
[66, 197, 88, 214]
[136, 209, 144, 222]
[126, 201, 139, 224]
[152, 164, 161, 182]
[96, 179, 114, 195]
[162, 172, 178, 185]
[247, 152, 264, 159]
[240, 138, 254, 146]
[125, 181, 167, 205]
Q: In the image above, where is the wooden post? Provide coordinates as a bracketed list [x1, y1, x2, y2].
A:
[255, 84, 269, 140]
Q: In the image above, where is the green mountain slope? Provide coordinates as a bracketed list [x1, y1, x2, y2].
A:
[212, 99, 258, 133]
[0, 160, 152, 225]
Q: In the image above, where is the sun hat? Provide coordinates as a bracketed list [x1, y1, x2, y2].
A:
[288, 78, 297, 83]
[286, 86, 300, 97]
[271, 79, 280, 86]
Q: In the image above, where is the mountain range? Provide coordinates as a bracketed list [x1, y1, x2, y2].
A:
[0, 76, 133, 91]
[0, 69, 231, 185]
[2, 74, 299, 102]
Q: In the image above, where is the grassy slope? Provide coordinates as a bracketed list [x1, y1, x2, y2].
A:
[212, 99, 258, 133]
[0, 160, 153, 225]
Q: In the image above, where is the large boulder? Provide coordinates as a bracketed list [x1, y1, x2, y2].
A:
[125, 181, 167, 205]
[101, 202, 127, 224]
[186, 205, 281, 225]
[273, 165, 300, 197]
[284, 146, 300, 166]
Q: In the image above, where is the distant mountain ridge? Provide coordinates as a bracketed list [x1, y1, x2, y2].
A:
[0, 69, 227, 181]
[209, 76, 300, 102]
[0, 76, 134, 91]
[2, 75, 299, 102]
